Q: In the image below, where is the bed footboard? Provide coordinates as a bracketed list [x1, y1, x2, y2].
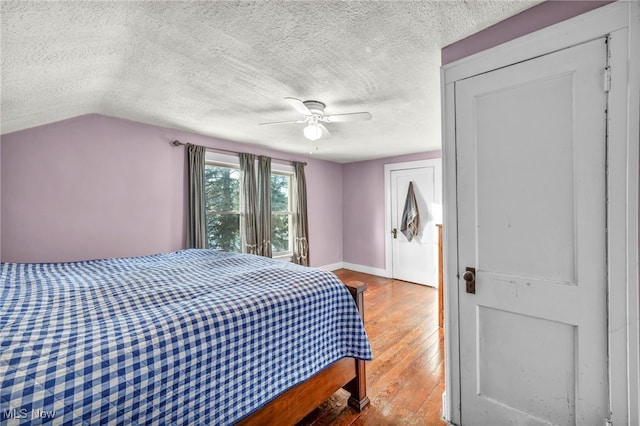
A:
[343, 280, 370, 412]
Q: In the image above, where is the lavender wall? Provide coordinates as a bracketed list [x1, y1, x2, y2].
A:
[342, 151, 441, 270]
[0, 139, 2, 260]
[0, 114, 343, 266]
[441, 0, 613, 65]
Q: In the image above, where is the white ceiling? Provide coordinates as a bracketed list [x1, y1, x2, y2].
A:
[0, 1, 540, 163]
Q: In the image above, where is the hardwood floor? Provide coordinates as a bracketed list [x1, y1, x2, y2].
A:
[298, 269, 446, 426]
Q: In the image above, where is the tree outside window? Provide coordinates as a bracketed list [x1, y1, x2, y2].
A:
[271, 172, 293, 255]
[204, 164, 241, 252]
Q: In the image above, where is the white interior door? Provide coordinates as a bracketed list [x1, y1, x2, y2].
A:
[456, 38, 608, 425]
[390, 162, 441, 286]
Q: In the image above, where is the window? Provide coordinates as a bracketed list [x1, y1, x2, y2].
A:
[204, 162, 241, 252]
[203, 152, 294, 257]
[271, 172, 293, 257]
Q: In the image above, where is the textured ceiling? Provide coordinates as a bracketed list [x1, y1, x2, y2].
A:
[1, 1, 540, 163]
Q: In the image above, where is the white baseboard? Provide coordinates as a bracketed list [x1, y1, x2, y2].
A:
[317, 262, 344, 271]
[317, 262, 387, 277]
[342, 262, 387, 277]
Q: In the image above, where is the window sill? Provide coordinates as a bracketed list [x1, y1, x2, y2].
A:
[273, 254, 293, 263]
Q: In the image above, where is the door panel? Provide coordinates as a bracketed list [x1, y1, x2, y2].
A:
[478, 306, 577, 425]
[456, 38, 607, 425]
[476, 73, 576, 283]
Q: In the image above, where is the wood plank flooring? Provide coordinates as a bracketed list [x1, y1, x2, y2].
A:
[297, 269, 446, 426]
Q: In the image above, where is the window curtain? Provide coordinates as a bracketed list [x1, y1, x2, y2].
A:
[240, 153, 259, 254]
[256, 156, 272, 257]
[187, 144, 207, 249]
[292, 161, 310, 266]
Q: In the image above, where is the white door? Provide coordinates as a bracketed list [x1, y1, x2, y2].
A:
[456, 38, 608, 425]
[390, 161, 441, 286]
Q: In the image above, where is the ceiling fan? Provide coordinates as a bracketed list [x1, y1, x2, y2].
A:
[259, 97, 372, 141]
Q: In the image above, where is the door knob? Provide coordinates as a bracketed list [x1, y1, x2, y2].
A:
[463, 267, 476, 294]
[392, 228, 398, 239]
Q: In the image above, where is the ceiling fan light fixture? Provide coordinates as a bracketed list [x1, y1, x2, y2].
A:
[259, 98, 371, 144]
[303, 123, 322, 141]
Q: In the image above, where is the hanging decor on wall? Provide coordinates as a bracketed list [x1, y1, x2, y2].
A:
[400, 181, 420, 241]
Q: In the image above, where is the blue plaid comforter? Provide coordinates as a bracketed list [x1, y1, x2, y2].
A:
[0, 249, 372, 425]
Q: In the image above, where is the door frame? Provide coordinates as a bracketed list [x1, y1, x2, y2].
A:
[441, 2, 639, 425]
[384, 158, 442, 279]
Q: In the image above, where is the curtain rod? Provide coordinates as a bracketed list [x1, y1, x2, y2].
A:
[171, 140, 307, 166]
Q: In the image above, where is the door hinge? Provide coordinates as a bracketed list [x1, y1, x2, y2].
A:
[604, 66, 611, 92]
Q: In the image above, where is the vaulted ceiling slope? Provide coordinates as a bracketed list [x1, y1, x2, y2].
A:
[0, 1, 539, 163]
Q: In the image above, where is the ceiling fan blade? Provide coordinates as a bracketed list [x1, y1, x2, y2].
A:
[318, 123, 331, 139]
[284, 97, 312, 115]
[258, 119, 306, 126]
[323, 112, 372, 122]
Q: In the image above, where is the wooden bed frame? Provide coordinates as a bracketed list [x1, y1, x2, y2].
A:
[238, 280, 370, 425]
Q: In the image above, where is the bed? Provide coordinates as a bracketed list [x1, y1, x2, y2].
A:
[0, 249, 372, 425]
